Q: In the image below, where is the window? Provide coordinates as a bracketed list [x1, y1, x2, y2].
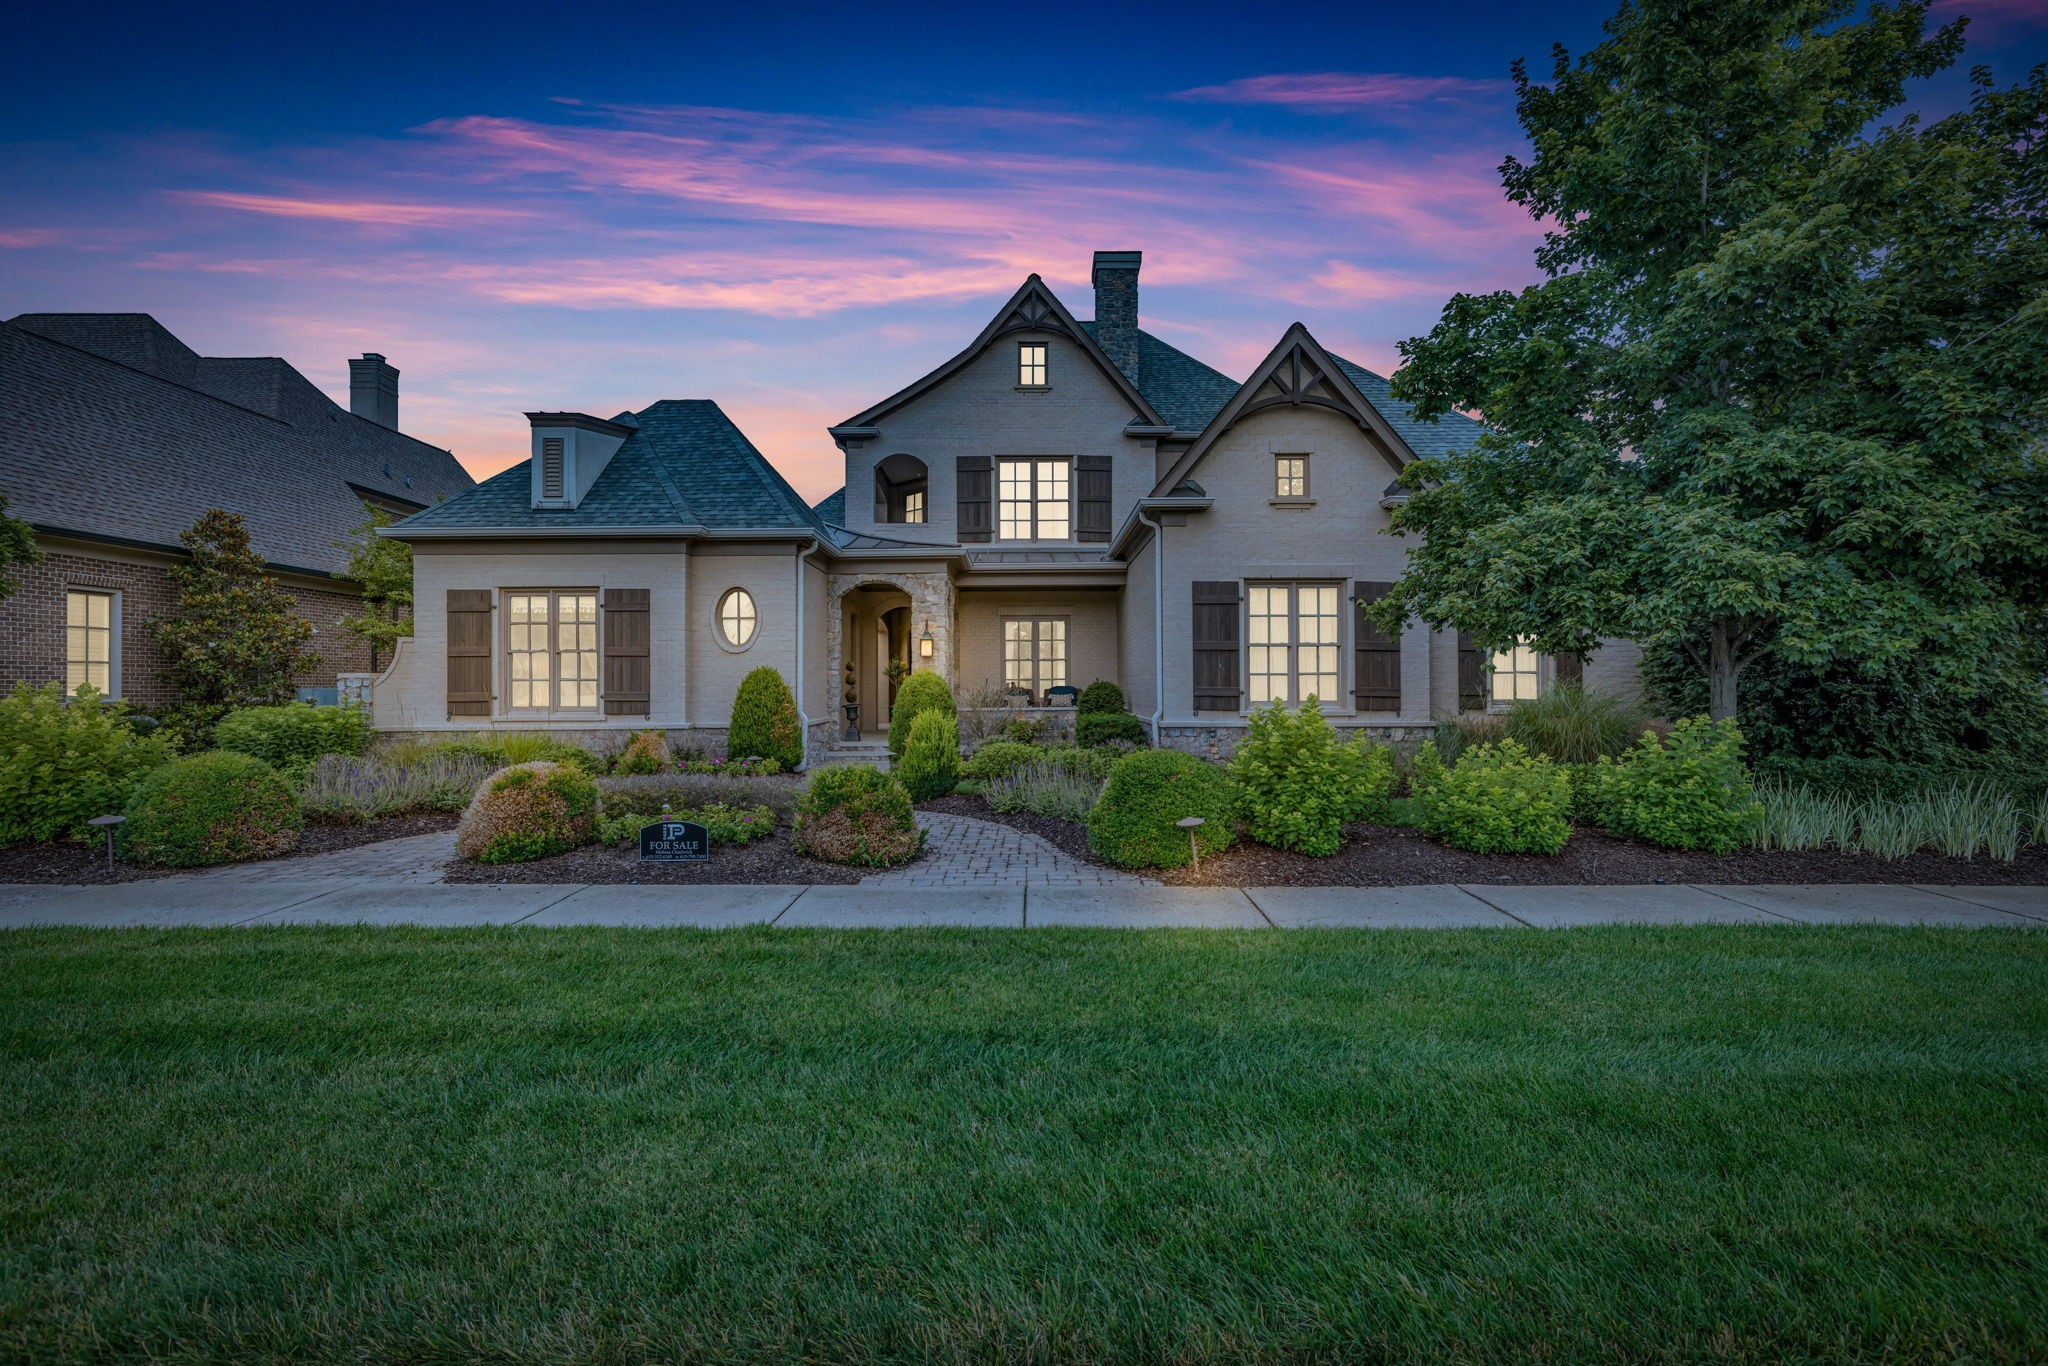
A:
[1003, 618, 1067, 698]
[1275, 455, 1309, 499]
[1490, 638, 1543, 704]
[506, 590, 599, 712]
[1247, 583, 1340, 706]
[1018, 343, 1048, 387]
[718, 588, 758, 648]
[903, 490, 925, 524]
[65, 590, 115, 697]
[874, 453, 929, 524]
[997, 457, 1070, 540]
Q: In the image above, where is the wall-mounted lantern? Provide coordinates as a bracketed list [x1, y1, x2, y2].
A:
[919, 630, 935, 660]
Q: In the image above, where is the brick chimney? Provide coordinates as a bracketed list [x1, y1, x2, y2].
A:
[348, 353, 399, 429]
[1091, 250, 1141, 383]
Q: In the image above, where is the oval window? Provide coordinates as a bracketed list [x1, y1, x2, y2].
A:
[717, 588, 758, 648]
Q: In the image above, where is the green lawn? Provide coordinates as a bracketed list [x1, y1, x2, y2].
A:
[4, 927, 2045, 1363]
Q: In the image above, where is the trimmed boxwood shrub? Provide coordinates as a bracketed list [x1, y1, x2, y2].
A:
[792, 764, 920, 867]
[1589, 716, 1763, 852]
[454, 760, 599, 864]
[727, 666, 803, 770]
[213, 701, 370, 779]
[888, 670, 956, 758]
[0, 684, 173, 844]
[1077, 711, 1149, 750]
[896, 710, 960, 801]
[962, 740, 1043, 781]
[1228, 699, 1395, 856]
[1417, 738, 1573, 855]
[120, 750, 302, 866]
[1077, 679, 1127, 715]
[1086, 748, 1235, 869]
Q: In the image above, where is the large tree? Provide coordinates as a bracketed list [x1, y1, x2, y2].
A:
[337, 506, 413, 672]
[1378, 0, 2048, 720]
[0, 492, 42, 600]
[155, 509, 318, 721]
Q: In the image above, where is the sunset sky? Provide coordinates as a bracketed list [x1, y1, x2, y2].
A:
[5, 0, 2044, 501]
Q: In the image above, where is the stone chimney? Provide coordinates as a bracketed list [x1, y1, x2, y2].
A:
[1091, 250, 1141, 383]
[348, 353, 399, 429]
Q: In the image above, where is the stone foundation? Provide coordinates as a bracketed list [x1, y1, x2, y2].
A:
[1157, 722, 1436, 762]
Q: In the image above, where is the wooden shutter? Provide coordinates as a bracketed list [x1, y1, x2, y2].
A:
[1353, 581, 1400, 712]
[1076, 456, 1112, 542]
[1192, 581, 1242, 712]
[602, 588, 651, 717]
[446, 589, 494, 717]
[1456, 631, 1486, 712]
[957, 456, 992, 543]
[1554, 651, 1584, 687]
[540, 437, 565, 500]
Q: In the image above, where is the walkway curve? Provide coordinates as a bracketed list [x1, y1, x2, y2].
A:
[861, 811, 1158, 889]
[152, 830, 456, 886]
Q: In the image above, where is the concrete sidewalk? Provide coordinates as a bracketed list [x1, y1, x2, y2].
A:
[0, 880, 2042, 929]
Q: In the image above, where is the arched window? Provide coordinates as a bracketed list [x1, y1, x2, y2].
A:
[717, 588, 758, 649]
[874, 453, 929, 524]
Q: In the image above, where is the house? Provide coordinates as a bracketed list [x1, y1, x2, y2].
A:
[0, 314, 475, 704]
[371, 252, 1638, 756]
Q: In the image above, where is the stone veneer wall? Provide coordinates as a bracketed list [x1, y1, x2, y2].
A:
[1157, 722, 1436, 762]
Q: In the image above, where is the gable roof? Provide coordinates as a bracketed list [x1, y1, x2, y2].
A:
[0, 313, 473, 576]
[1076, 323, 1239, 433]
[393, 399, 827, 538]
[811, 487, 846, 523]
[835, 275, 1167, 431]
[1328, 356, 1484, 461]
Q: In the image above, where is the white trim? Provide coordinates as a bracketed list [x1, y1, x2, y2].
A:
[62, 586, 120, 700]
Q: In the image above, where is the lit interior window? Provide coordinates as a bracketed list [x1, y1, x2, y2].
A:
[1490, 638, 1542, 703]
[1019, 343, 1047, 386]
[1275, 455, 1308, 498]
[997, 457, 1070, 540]
[1003, 618, 1067, 698]
[1247, 583, 1339, 705]
[65, 590, 113, 697]
[719, 588, 758, 647]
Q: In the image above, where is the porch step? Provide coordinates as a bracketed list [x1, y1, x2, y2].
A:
[821, 740, 893, 771]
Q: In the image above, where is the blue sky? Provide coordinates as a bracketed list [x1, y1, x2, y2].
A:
[4, 0, 2043, 498]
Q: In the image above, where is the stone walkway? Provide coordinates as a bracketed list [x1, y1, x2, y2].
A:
[170, 830, 456, 885]
[860, 812, 1157, 889]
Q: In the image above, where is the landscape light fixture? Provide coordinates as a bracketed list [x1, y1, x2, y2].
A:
[87, 813, 125, 874]
[1176, 816, 1206, 869]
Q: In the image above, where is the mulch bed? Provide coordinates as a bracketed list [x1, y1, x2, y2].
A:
[440, 830, 868, 885]
[920, 793, 2048, 886]
[0, 812, 462, 885]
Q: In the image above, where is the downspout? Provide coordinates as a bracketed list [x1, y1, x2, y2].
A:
[794, 536, 827, 770]
[1137, 508, 1166, 745]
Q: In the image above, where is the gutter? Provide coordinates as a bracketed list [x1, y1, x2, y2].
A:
[795, 536, 828, 770]
[1136, 508, 1167, 746]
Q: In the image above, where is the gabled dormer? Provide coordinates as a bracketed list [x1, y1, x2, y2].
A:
[527, 412, 633, 510]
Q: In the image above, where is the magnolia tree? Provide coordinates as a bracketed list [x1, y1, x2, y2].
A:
[155, 509, 319, 721]
[0, 492, 40, 601]
[338, 507, 413, 672]
[1377, 0, 2048, 720]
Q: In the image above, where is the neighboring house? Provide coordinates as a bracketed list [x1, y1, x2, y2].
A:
[0, 314, 475, 704]
[374, 252, 1637, 755]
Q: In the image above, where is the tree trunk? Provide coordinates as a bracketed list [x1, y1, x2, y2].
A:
[1708, 617, 1741, 722]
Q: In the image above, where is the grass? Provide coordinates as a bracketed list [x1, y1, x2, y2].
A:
[4, 928, 2046, 1362]
[1755, 778, 2030, 860]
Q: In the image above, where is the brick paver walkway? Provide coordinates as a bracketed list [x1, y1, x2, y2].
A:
[861, 811, 1157, 889]
[168, 830, 455, 885]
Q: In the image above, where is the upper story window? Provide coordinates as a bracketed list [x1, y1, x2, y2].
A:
[717, 588, 759, 649]
[998, 457, 1069, 540]
[65, 589, 115, 698]
[1247, 582, 1340, 706]
[1018, 343, 1048, 388]
[874, 453, 929, 525]
[1490, 638, 1543, 705]
[506, 590, 599, 713]
[903, 490, 925, 523]
[1275, 455, 1309, 499]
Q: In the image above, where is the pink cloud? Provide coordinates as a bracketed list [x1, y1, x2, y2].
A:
[172, 190, 536, 227]
[1173, 72, 1508, 112]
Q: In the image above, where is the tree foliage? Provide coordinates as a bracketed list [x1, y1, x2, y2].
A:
[1378, 0, 2048, 719]
[154, 509, 318, 727]
[0, 492, 41, 601]
[337, 507, 413, 671]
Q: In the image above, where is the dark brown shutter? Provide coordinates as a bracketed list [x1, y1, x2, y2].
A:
[957, 456, 992, 543]
[1076, 455, 1112, 542]
[1353, 581, 1400, 712]
[447, 589, 494, 717]
[1554, 651, 1584, 687]
[602, 588, 650, 717]
[1192, 581, 1242, 712]
[1456, 631, 1486, 712]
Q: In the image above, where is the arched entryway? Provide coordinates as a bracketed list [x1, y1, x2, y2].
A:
[824, 570, 955, 744]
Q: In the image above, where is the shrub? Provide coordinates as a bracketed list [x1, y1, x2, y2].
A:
[888, 670, 956, 758]
[1227, 699, 1395, 856]
[1500, 684, 1652, 764]
[1432, 712, 1504, 765]
[1752, 779, 2026, 861]
[612, 729, 674, 776]
[119, 750, 301, 866]
[0, 684, 172, 844]
[987, 761, 1104, 821]
[599, 772, 803, 821]
[1077, 711, 1149, 749]
[454, 761, 599, 864]
[423, 734, 600, 773]
[1405, 739, 1447, 796]
[1077, 680, 1127, 715]
[997, 717, 1044, 745]
[1040, 746, 1118, 783]
[728, 666, 804, 770]
[961, 740, 1043, 781]
[1086, 749, 1235, 869]
[213, 702, 370, 779]
[680, 755, 785, 777]
[792, 764, 920, 867]
[1417, 739, 1572, 856]
[897, 710, 960, 801]
[1590, 717, 1762, 853]
[300, 751, 497, 823]
[597, 802, 777, 846]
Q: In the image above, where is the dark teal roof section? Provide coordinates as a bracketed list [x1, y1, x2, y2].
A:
[812, 487, 846, 523]
[1330, 355, 1484, 460]
[392, 399, 828, 535]
[1080, 323, 1239, 432]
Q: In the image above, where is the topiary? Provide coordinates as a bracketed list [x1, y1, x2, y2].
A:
[961, 739, 1044, 781]
[212, 701, 370, 779]
[728, 666, 803, 770]
[454, 760, 599, 863]
[612, 728, 674, 776]
[792, 764, 921, 866]
[888, 669, 956, 758]
[1077, 679, 1127, 715]
[1416, 738, 1572, 856]
[1085, 748, 1235, 869]
[119, 750, 302, 866]
[0, 684, 173, 844]
[1588, 716, 1763, 852]
[1227, 699, 1395, 856]
[897, 710, 960, 801]
[1077, 711, 1149, 750]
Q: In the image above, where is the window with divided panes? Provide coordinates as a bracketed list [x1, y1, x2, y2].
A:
[997, 458, 1069, 540]
[65, 590, 114, 697]
[506, 590, 599, 711]
[1247, 583, 1340, 705]
[1003, 618, 1067, 699]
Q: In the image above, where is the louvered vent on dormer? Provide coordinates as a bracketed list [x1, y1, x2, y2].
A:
[540, 437, 565, 500]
